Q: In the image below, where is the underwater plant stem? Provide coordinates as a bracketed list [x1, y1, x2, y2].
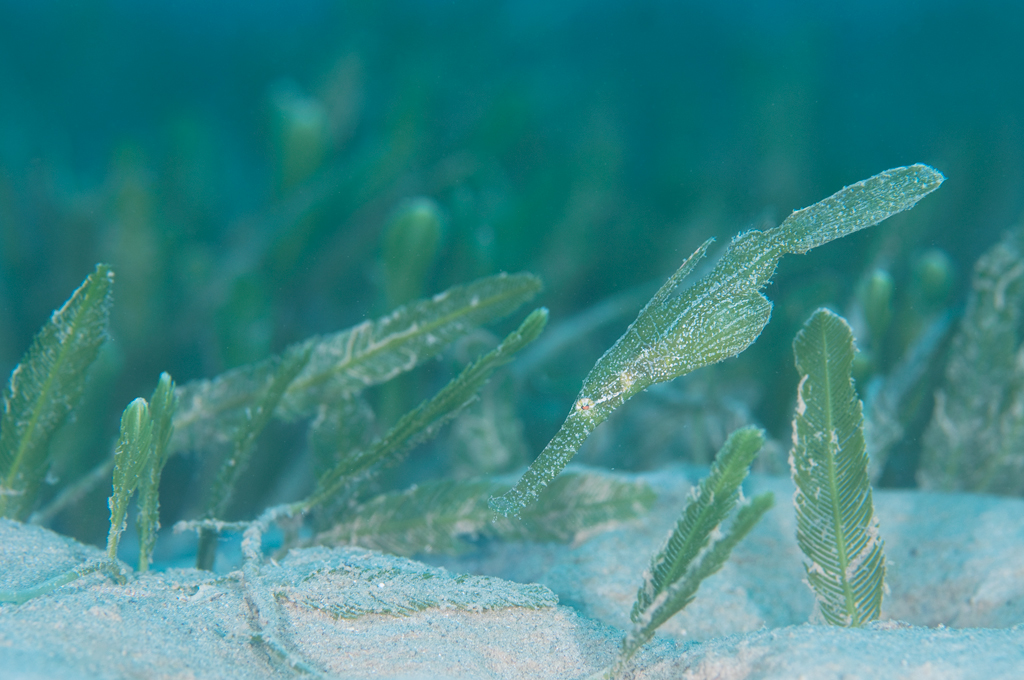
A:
[235, 507, 323, 676]
[309, 308, 548, 513]
[591, 492, 773, 680]
[0, 558, 126, 605]
[137, 372, 178, 572]
[196, 348, 311, 570]
[195, 529, 219, 572]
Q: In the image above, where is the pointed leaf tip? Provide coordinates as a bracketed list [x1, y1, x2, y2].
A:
[0, 263, 114, 519]
[790, 308, 884, 626]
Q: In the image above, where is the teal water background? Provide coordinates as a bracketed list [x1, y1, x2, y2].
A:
[0, 1, 1020, 544]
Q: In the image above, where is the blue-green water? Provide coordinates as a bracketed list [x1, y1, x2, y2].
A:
[0, 0, 1020, 550]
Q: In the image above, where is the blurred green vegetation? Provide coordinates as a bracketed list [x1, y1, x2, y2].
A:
[0, 1, 1021, 547]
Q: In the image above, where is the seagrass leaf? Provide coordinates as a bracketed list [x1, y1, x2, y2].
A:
[609, 493, 773, 677]
[0, 264, 114, 520]
[790, 308, 885, 627]
[631, 426, 764, 621]
[920, 226, 1024, 495]
[505, 468, 656, 543]
[308, 308, 548, 511]
[280, 272, 542, 417]
[203, 344, 312, 520]
[592, 431, 771, 680]
[107, 397, 154, 560]
[195, 344, 312, 570]
[171, 271, 541, 455]
[491, 165, 944, 516]
[316, 478, 497, 555]
[136, 372, 178, 571]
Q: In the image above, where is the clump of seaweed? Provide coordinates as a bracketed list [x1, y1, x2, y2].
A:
[0, 263, 651, 665]
[549, 166, 940, 678]
[0, 164, 945, 676]
[919, 225, 1024, 494]
[591, 427, 773, 679]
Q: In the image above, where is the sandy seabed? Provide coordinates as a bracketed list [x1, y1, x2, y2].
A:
[3, 468, 1023, 679]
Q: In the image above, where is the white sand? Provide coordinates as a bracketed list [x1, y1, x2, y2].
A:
[2, 469, 1023, 679]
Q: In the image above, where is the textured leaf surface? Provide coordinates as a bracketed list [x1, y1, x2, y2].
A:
[594, 429, 771, 678]
[790, 308, 884, 627]
[172, 271, 541, 455]
[631, 426, 764, 621]
[492, 165, 944, 516]
[107, 398, 154, 559]
[615, 492, 773, 674]
[309, 308, 548, 511]
[136, 372, 178, 571]
[0, 264, 114, 520]
[920, 227, 1024, 495]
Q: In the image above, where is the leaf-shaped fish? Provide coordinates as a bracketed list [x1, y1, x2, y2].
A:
[492, 165, 945, 516]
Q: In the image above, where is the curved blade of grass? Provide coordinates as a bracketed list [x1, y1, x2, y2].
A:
[107, 398, 153, 560]
[590, 427, 772, 680]
[195, 345, 311, 570]
[601, 493, 773, 679]
[136, 372, 178, 571]
[0, 264, 114, 520]
[308, 308, 548, 512]
[631, 426, 764, 621]
[172, 271, 542, 455]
